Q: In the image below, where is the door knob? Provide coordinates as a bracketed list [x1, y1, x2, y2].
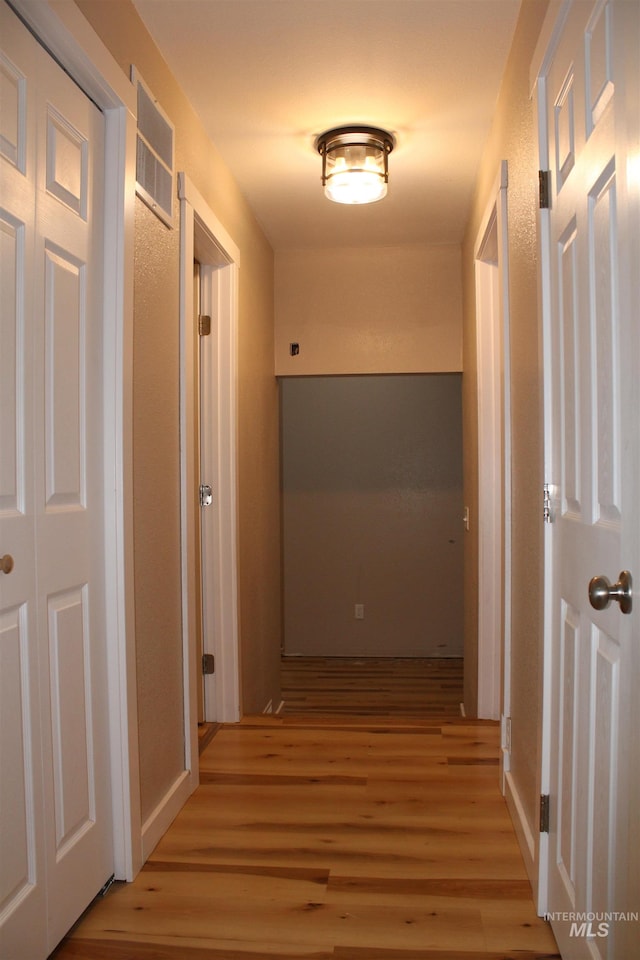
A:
[588, 570, 632, 614]
[1, 554, 14, 575]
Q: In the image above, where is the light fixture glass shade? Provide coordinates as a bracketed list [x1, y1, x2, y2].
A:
[316, 126, 395, 205]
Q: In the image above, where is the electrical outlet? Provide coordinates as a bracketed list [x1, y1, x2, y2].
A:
[355, 603, 364, 620]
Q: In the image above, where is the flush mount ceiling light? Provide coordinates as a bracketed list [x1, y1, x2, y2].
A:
[315, 125, 395, 205]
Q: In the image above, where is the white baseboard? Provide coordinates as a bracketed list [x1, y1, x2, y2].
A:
[504, 769, 538, 897]
[141, 768, 194, 863]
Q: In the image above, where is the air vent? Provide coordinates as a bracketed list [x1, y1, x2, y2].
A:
[132, 67, 174, 226]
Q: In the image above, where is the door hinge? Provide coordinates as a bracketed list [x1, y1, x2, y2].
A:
[501, 715, 512, 753]
[540, 794, 550, 833]
[202, 653, 215, 675]
[198, 314, 211, 336]
[199, 483, 213, 507]
[543, 483, 552, 523]
[539, 170, 551, 209]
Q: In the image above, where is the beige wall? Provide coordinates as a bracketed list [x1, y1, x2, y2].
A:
[131, 199, 184, 816]
[275, 245, 462, 375]
[281, 375, 463, 659]
[461, 0, 549, 861]
[76, 1, 281, 820]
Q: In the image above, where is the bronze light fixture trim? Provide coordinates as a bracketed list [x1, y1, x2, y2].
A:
[315, 125, 395, 205]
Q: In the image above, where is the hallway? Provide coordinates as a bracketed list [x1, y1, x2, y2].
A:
[53, 661, 559, 959]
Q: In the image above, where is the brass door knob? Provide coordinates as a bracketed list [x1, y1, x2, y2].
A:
[1, 554, 14, 575]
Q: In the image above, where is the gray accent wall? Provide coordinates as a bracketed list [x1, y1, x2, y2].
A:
[281, 374, 463, 658]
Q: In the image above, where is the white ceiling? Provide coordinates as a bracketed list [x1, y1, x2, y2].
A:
[132, 0, 521, 250]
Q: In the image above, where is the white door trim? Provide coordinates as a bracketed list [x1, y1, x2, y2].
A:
[531, 0, 570, 916]
[10, 0, 141, 880]
[178, 173, 241, 748]
[474, 160, 512, 723]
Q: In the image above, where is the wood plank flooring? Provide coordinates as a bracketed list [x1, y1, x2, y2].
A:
[52, 659, 559, 960]
[281, 657, 464, 718]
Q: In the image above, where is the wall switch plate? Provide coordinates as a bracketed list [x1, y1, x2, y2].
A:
[355, 603, 364, 619]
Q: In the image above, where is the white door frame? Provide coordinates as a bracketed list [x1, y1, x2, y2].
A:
[474, 160, 512, 726]
[530, 0, 570, 916]
[178, 174, 240, 757]
[10, 0, 141, 880]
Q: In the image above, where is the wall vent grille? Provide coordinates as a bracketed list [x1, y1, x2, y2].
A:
[132, 67, 174, 226]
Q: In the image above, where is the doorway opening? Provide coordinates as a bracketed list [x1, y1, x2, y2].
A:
[474, 161, 512, 735]
[280, 373, 463, 673]
[178, 174, 241, 767]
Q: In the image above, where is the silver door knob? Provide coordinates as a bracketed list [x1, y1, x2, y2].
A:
[588, 570, 632, 614]
[1, 554, 14, 575]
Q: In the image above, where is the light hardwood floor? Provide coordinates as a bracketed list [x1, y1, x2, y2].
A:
[52, 659, 559, 959]
[281, 657, 465, 718]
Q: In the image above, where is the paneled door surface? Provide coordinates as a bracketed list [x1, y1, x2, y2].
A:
[0, 2, 113, 956]
[539, 1, 639, 957]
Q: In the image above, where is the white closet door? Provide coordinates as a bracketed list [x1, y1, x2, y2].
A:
[0, 2, 112, 955]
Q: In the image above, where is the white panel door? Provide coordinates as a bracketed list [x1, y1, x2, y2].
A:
[540, 1, 639, 957]
[0, 3, 112, 956]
